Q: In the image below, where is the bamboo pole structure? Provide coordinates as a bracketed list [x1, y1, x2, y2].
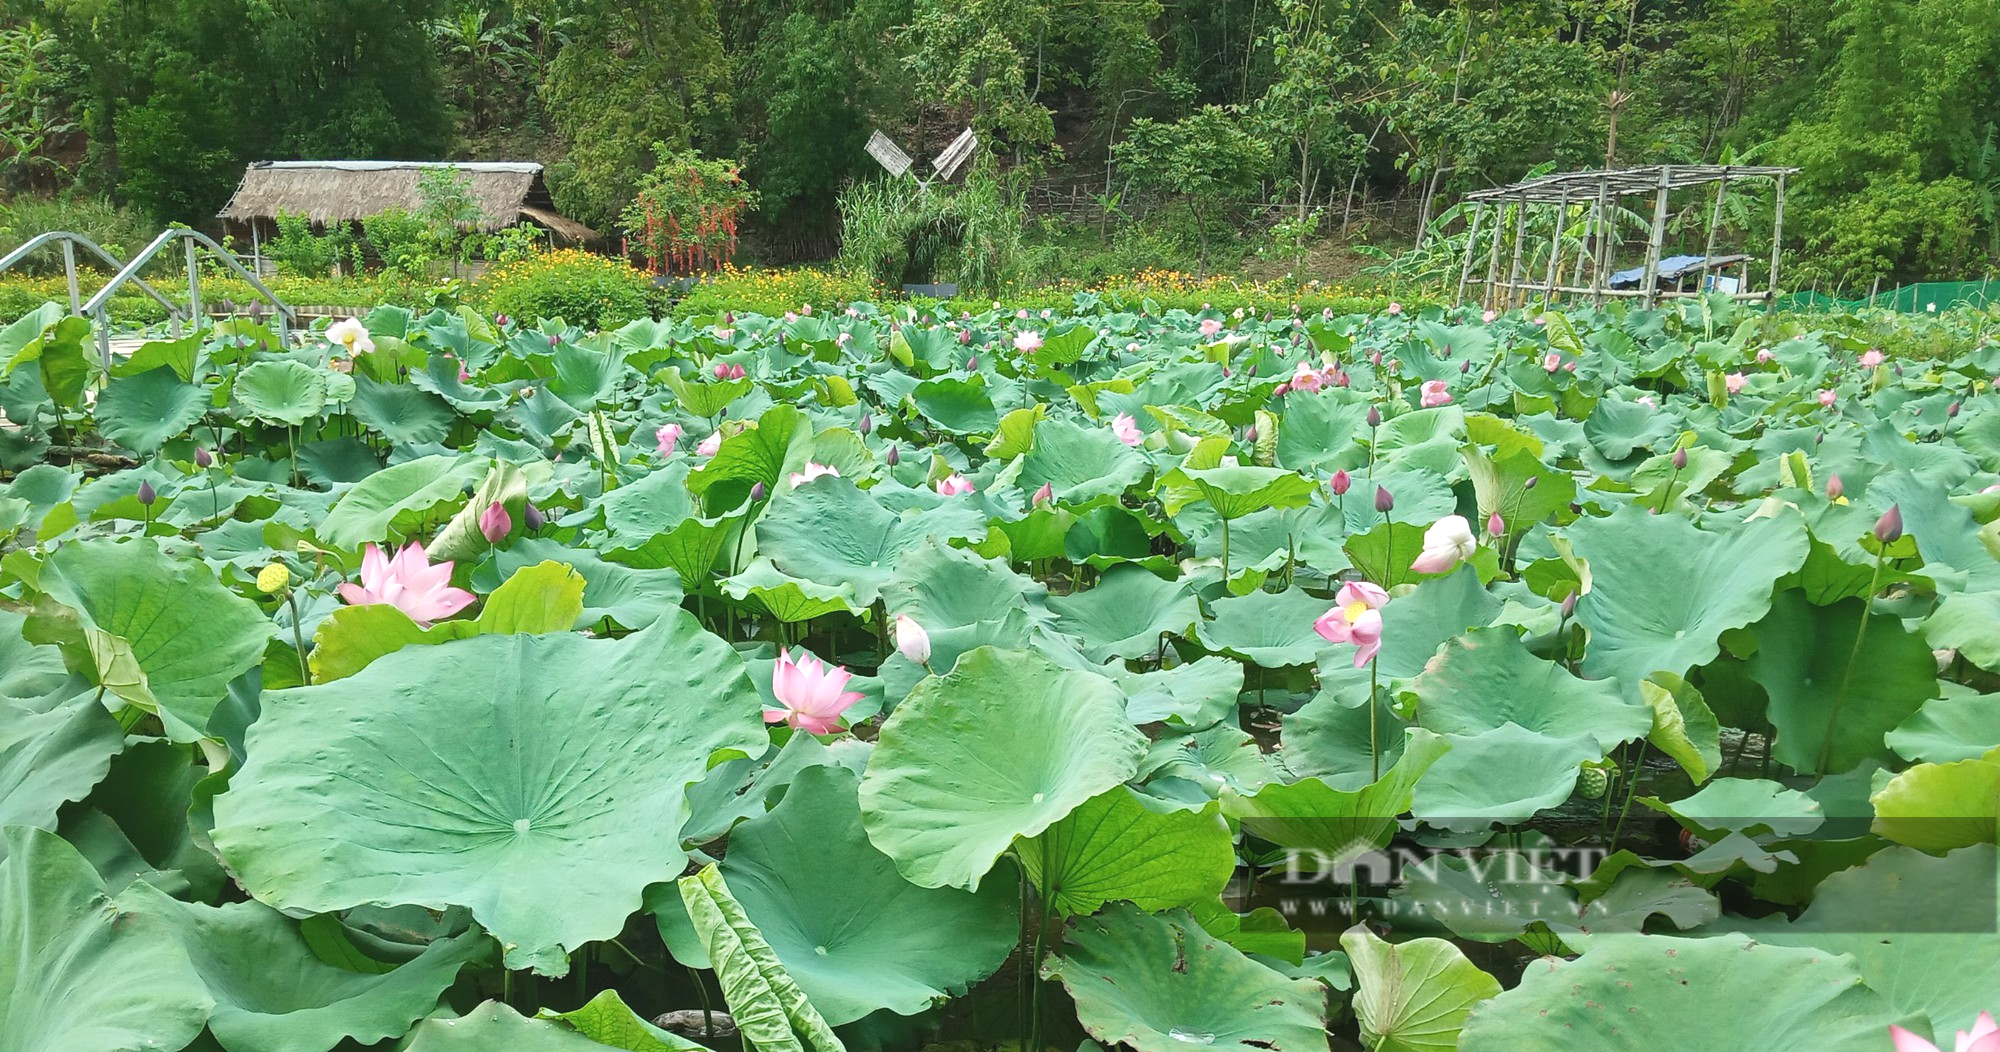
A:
[1768, 172, 1788, 298]
[1639, 166, 1673, 308]
[1542, 190, 1570, 305]
[1456, 202, 1485, 305]
[1506, 190, 1531, 308]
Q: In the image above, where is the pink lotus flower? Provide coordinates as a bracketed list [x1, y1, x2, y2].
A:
[337, 542, 475, 627]
[656, 424, 683, 456]
[1314, 582, 1389, 667]
[1861, 349, 1885, 368]
[1638, 395, 1657, 409]
[1819, 389, 1838, 408]
[846, 307, 860, 318]
[1481, 309, 1498, 323]
[1386, 302, 1403, 316]
[1725, 372, 1746, 394]
[1200, 318, 1224, 337]
[1111, 413, 1143, 446]
[765, 648, 866, 734]
[1410, 515, 1478, 575]
[1419, 380, 1452, 408]
[479, 502, 511, 545]
[715, 328, 734, 341]
[1290, 362, 1324, 393]
[1543, 353, 1562, 373]
[934, 474, 975, 496]
[1757, 348, 1775, 363]
[784, 311, 799, 323]
[1891, 1011, 2000, 1052]
[800, 303, 813, 315]
[1014, 330, 1044, 353]
[837, 332, 853, 345]
[789, 463, 841, 489]
[1032, 482, 1055, 506]
[1016, 308, 1030, 319]
[697, 431, 722, 456]
[1330, 469, 1350, 496]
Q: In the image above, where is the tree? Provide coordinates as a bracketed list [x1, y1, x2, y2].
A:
[540, 0, 732, 229]
[1111, 106, 1273, 272]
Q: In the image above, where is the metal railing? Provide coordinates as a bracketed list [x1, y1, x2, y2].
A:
[81, 228, 294, 367]
[0, 231, 183, 322]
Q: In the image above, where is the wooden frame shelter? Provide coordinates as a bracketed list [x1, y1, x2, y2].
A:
[1456, 164, 1798, 310]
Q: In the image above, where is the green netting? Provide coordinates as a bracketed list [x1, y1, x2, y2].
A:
[1775, 279, 2000, 314]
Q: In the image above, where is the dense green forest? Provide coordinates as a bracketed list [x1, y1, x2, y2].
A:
[0, 0, 1995, 291]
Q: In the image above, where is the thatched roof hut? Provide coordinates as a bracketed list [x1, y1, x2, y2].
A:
[218, 161, 597, 242]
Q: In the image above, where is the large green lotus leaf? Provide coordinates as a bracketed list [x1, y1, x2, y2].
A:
[120, 882, 488, 1052]
[1389, 851, 1581, 945]
[723, 559, 859, 623]
[1139, 723, 1279, 795]
[1043, 906, 1328, 1052]
[716, 765, 1017, 1025]
[1411, 723, 1601, 828]
[110, 330, 201, 381]
[1641, 672, 1723, 784]
[1570, 506, 1808, 689]
[594, 460, 738, 580]
[1457, 934, 1899, 1052]
[1276, 390, 1373, 474]
[1464, 444, 1575, 534]
[1872, 470, 2000, 594]
[210, 611, 767, 975]
[1886, 688, 2000, 763]
[1868, 748, 1999, 852]
[1182, 465, 1319, 521]
[0, 827, 212, 1052]
[96, 366, 207, 454]
[235, 359, 329, 426]
[1748, 590, 1938, 774]
[26, 537, 275, 741]
[0, 612, 77, 703]
[1019, 785, 1234, 916]
[1375, 406, 1469, 478]
[61, 737, 225, 899]
[1224, 730, 1451, 856]
[0, 690, 122, 850]
[1367, 565, 1505, 679]
[317, 454, 489, 550]
[676, 865, 846, 1052]
[757, 480, 988, 606]
[659, 366, 751, 418]
[1741, 845, 2000, 1040]
[859, 647, 1146, 890]
[1407, 626, 1651, 749]
[1045, 566, 1199, 662]
[1281, 690, 1415, 791]
[1112, 656, 1245, 728]
[1582, 398, 1677, 460]
[881, 538, 1048, 635]
[484, 539, 684, 630]
[688, 404, 815, 498]
[912, 375, 999, 434]
[349, 373, 455, 447]
[1926, 590, 2000, 672]
[1342, 926, 1501, 1052]
[1639, 777, 1826, 839]
[538, 990, 704, 1052]
[403, 1001, 615, 1051]
[1197, 587, 1335, 668]
[1015, 418, 1151, 504]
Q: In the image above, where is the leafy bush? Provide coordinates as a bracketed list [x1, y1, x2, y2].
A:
[671, 264, 879, 318]
[0, 195, 154, 274]
[472, 248, 659, 327]
[836, 170, 1023, 293]
[267, 213, 354, 279]
[360, 208, 432, 276]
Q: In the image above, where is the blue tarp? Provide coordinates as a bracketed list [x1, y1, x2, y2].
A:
[1609, 255, 1707, 288]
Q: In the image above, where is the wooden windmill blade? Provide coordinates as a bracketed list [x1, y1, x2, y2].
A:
[932, 128, 978, 181]
[865, 131, 914, 178]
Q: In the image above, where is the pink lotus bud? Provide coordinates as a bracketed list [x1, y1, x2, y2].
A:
[1948, 401, 1961, 418]
[524, 503, 545, 531]
[714, 362, 731, 379]
[137, 481, 157, 506]
[750, 481, 767, 502]
[1826, 474, 1844, 500]
[479, 501, 511, 544]
[886, 445, 900, 466]
[1366, 406, 1382, 428]
[1331, 470, 1351, 496]
[1487, 512, 1504, 537]
[495, 313, 511, 327]
[1874, 505, 1903, 544]
[966, 356, 978, 370]
[893, 614, 932, 665]
[194, 447, 212, 468]
[1033, 482, 1054, 506]
[1524, 475, 1539, 490]
[549, 334, 561, 347]
[1560, 590, 1578, 617]
[859, 413, 873, 435]
[1374, 486, 1394, 513]
[1672, 448, 1688, 469]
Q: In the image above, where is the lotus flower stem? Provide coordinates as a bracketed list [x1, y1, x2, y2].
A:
[1609, 741, 1649, 850]
[1220, 515, 1231, 580]
[284, 591, 312, 686]
[1368, 657, 1381, 782]
[1818, 553, 1886, 776]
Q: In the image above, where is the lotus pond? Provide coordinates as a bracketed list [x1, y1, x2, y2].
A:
[1, 296, 1997, 1052]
